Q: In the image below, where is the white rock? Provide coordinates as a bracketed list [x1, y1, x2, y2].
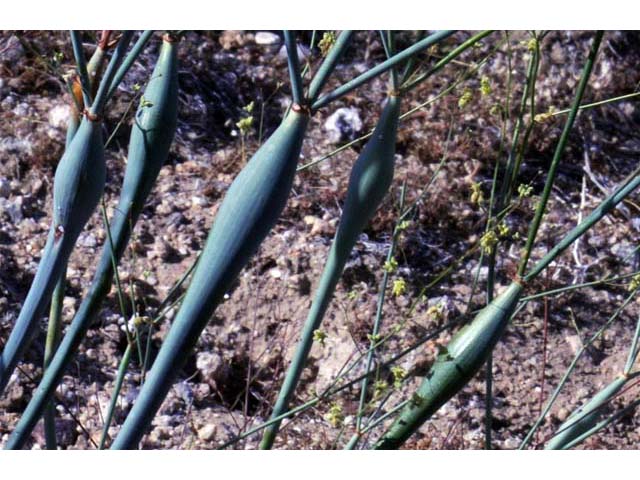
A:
[48, 104, 71, 129]
[324, 107, 363, 143]
[255, 32, 280, 45]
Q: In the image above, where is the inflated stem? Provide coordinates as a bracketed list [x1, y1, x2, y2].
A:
[6, 39, 179, 450]
[0, 118, 105, 396]
[260, 95, 401, 449]
[545, 375, 627, 450]
[110, 109, 309, 449]
[374, 282, 523, 449]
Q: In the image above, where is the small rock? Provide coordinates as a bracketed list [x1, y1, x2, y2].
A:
[557, 407, 569, 422]
[196, 352, 226, 388]
[255, 31, 280, 45]
[0, 35, 25, 63]
[324, 107, 363, 143]
[0, 178, 10, 197]
[197, 424, 216, 442]
[48, 104, 71, 130]
[78, 233, 97, 248]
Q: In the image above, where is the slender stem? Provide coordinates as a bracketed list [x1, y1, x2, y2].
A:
[99, 342, 133, 449]
[352, 184, 406, 448]
[43, 273, 65, 450]
[518, 31, 604, 277]
[90, 31, 134, 115]
[561, 394, 640, 450]
[524, 164, 640, 282]
[400, 30, 494, 94]
[106, 30, 154, 102]
[521, 269, 640, 302]
[624, 311, 640, 375]
[70, 31, 92, 107]
[283, 31, 304, 106]
[549, 91, 640, 118]
[311, 30, 456, 111]
[519, 288, 638, 449]
[307, 31, 354, 104]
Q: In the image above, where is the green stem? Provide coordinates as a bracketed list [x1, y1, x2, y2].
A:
[518, 31, 604, 277]
[90, 31, 134, 115]
[311, 30, 455, 111]
[284, 31, 304, 106]
[400, 30, 494, 94]
[43, 273, 65, 450]
[307, 31, 353, 104]
[99, 342, 133, 449]
[106, 30, 154, 103]
[519, 288, 637, 449]
[70, 31, 92, 107]
[524, 164, 640, 283]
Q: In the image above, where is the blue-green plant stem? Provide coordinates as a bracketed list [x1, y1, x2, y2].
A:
[90, 31, 134, 115]
[284, 31, 304, 106]
[99, 342, 133, 449]
[561, 390, 640, 450]
[624, 311, 640, 374]
[349, 183, 406, 450]
[311, 30, 455, 111]
[259, 95, 400, 449]
[111, 109, 309, 449]
[5, 39, 178, 449]
[519, 288, 638, 449]
[524, 164, 640, 283]
[106, 30, 154, 102]
[400, 30, 494, 94]
[43, 273, 65, 450]
[70, 31, 92, 107]
[518, 31, 603, 278]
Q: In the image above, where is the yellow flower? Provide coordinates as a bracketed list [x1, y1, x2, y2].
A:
[313, 329, 327, 346]
[458, 88, 473, 109]
[480, 76, 491, 96]
[392, 278, 407, 297]
[318, 31, 336, 57]
[326, 403, 344, 427]
[481, 230, 498, 254]
[383, 257, 398, 273]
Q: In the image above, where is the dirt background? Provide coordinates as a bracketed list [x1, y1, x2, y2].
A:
[1, 30, 640, 449]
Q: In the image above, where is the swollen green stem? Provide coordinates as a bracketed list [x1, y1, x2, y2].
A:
[518, 31, 604, 277]
[6, 39, 179, 449]
[259, 95, 401, 449]
[0, 117, 105, 396]
[111, 108, 309, 449]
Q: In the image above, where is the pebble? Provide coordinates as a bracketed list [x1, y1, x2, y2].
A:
[197, 424, 216, 441]
[255, 31, 280, 45]
[0, 177, 10, 197]
[323, 107, 363, 143]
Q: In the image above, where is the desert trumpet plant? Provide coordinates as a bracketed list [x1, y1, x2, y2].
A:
[110, 107, 309, 449]
[545, 375, 628, 450]
[0, 117, 105, 395]
[260, 93, 402, 449]
[6, 35, 179, 450]
[374, 282, 523, 449]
